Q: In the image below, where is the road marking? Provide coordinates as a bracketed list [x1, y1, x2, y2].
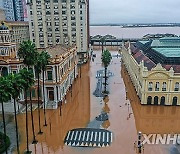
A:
[66, 131, 71, 140]
[78, 131, 82, 141]
[70, 131, 74, 141]
[74, 131, 78, 141]
[110, 132, 113, 142]
[86, 131, 90, 141]
[107, 132, 109, 142]
[99, 132, 101, 142]
[95, 132, 97, 141]
[90, 132, 93, 141]
[82, 131, 86, 141]
[103, 132, 105, 142]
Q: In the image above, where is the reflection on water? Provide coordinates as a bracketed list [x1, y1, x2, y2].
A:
[17, 62, 90, 153]
[122, 64, 180, 134]
[15, 50, 175, 154]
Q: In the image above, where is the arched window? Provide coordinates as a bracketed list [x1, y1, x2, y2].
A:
[147, 96, 152, 105]
[155, 82, 159, 91]
[154, 96, 158, 105]
[174, 83, 179, 91]
[172, 97, 178, 106]
[162, 82, 167, 91]
[160, 96, 165, 105]
[148, 82, 153, 91]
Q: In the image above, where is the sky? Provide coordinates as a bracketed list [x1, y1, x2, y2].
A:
[90, 0, 180, 24]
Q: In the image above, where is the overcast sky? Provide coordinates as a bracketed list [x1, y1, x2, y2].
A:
[90, 0, 180, 24]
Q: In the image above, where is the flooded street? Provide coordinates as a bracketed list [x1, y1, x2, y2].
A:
[15, 50, 180, 154]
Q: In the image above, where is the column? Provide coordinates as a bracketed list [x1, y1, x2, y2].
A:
[54, 86, 58, 109]
[52, 66, 56, 82]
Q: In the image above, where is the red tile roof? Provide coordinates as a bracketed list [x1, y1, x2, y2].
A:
[133, 51, 156, 70]
[125, 43, 180, 73]
[162, 65, 180, 73]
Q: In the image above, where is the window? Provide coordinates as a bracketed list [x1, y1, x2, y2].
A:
[175, 82, 179, 91]
[155, 82, 159, 91]
[162, 82, 166, 91]
[32, 89, 36, 98]
[47, 71, 53, 80]
[147, 96, 152, 105]
[148, 82, 153, 91]
[62, 11, 66, 14]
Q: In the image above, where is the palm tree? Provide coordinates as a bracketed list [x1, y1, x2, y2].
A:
[100, 36, 106, 53]
[101, 50, 112, 94]
[8, 73, 26, 154]
[40, 51, 50, 126]
[0, 76, 12, 154]
[19, 68, 34, 153]
[34, 53, 43, 134]
[18, 40, 38, 144]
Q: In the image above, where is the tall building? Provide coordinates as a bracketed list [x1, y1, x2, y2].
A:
[27, 0, 89, 63]
[3, 0, 15, 21]
[0, 0, 27, 21]
[12, 0, 25, 21]
[121, 37, 180, 106]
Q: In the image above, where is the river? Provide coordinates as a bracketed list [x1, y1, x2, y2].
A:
[90, 26, 180, 38]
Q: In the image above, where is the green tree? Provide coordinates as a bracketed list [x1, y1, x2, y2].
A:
[18, 40, 38, 145]
[40, 51, 50, 126]
[8, 73, 26, 154]
[19, 68, 34, 153]
[34, 52, 43, 134]
[101, 50, 112, 94]
[0, 76, 12, 154]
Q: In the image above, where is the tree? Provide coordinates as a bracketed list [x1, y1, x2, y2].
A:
[18, 40, 38, 145]
[100, 36, 106, 53]
[19, 68, 34, 153]
[0, 77, 12, 154]
[101, 50, 112, 94]
[40, 51, 50, 126]
[34, 53, 43, 134]
[8, 73, 26, 154]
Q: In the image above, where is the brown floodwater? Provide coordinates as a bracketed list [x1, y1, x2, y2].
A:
[15, 50, 180, 154]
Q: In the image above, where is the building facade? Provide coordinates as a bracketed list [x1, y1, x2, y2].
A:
[0, 23, 78, 110]
[27, 0, 89, 63]
[3, 0, 15, 21]
[12, 0, 25, 21]
[121, 38, 180, 106]
[34, 45, 78, 109]
[0, 0, 26, 21]
[4, 21, 30, 47]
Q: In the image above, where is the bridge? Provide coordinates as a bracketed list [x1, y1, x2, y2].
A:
[90, 34, 140, 46]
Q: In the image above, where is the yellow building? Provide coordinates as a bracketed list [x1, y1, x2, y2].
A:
[121, 38, 180, 106]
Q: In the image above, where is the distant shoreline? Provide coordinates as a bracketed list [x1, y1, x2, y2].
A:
[90, 24, 180, 28]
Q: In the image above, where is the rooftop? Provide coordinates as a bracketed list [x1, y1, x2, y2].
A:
[41, 45, 68, 58]
[151, 37, 180, 47]
[152, 48, 180, 58]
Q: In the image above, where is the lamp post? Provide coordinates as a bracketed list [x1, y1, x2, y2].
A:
[134, 131, 144, 154]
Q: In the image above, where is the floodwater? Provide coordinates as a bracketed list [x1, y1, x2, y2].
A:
[90, 26, 180, 38]
[15, 50, 180, 154]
